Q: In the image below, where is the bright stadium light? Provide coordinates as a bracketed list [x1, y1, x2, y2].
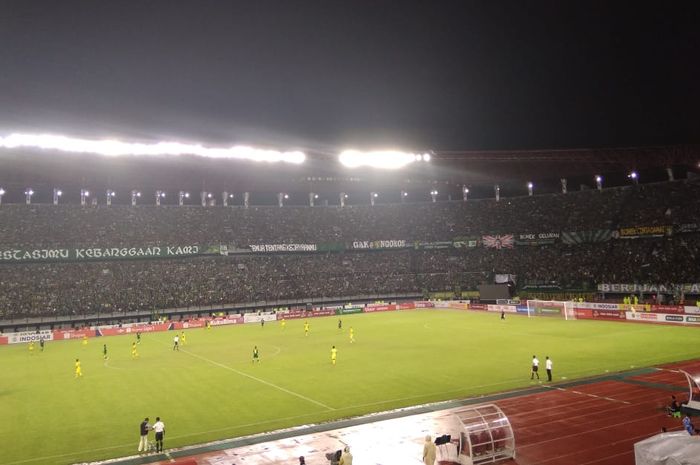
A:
[25, 188, 34, 205]
[0, 133, 306, 164]
[53, 188, 62, 205]
[430, 189, 438, 203]
[106, 190, 115, 205]
[595, 175, 603, 191]
[339, 150, 431, 169]
[131, 190, 141, 206]
[527, 182, 534, 196]
[628, 171, 639, 184]
[0, 187, 4, 205]
[462, 186, 469, 202]
[178, 191, 189, 206]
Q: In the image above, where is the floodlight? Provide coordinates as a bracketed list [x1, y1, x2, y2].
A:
[284, 194, 289, 199]
[229, 194, 234, 198]
[57, 190, 62, 196]
[629, 171, 638, 179]
[207, 193, 212, 198]
[422, 153, 431, 161]
[186, 193, 190, 198]
[0, 133, 306, 164]
[26, 189, 34, 195]
[314, 194, 319, 199]
[0, 188, 5, 195]
[527, 182, 533, 188]
[403, 191, 408, 196]
[595, 175, 602, 182]
[339, 150, 427, 169]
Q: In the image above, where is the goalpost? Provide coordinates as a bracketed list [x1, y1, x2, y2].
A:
[525, 299, 576, 320]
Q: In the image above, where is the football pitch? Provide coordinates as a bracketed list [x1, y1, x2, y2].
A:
[2, 309, 698, 465]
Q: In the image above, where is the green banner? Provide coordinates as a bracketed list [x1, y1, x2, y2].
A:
[0, 245, 211, 264]
[335, 307, 364, 315]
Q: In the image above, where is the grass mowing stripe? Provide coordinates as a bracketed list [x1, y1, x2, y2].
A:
[167, 342, 335, 411]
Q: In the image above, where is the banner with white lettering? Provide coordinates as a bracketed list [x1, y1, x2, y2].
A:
[597, 283, 700, 294]
[0, 245, 207, 263]
[515, 232, 560, 245]
[350, 240, 409, 250]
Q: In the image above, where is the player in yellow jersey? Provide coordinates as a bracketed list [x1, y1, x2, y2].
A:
[180, 331, 187, 346]
[206, 320, 212, 330]
[29, 341, 35, 355]
[280, 318, 286, 329]
[349, 327, 355, 344]
[74, 358, 82, 378]
[304, 321, 310, 336]
[131, 342, 139, 358]
[331, 346, 337, 366]
[82, 335, 88, 347]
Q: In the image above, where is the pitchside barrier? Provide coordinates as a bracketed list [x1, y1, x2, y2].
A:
[2, 299, 699, 345]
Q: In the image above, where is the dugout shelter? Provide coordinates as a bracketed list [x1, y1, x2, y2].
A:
[436, 404, 515, 464]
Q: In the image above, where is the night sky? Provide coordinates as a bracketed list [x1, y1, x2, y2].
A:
[1, 0, 698, 154]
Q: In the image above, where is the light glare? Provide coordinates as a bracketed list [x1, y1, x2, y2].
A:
[339, 150, 426, 169]
[0, 133, 306, 164]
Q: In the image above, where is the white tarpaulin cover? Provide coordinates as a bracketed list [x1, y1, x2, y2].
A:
[634, 432, 700, 465]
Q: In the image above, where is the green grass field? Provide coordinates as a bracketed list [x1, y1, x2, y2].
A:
[1, 309, 698, 465]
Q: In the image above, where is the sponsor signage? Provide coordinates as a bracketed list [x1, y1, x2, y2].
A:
[99, 323, 172, 336]
[243, 313, 278, 324]
[363, 305, 396, 313]
[468, 303, 488, 310]
[626, 312, 700, 325]
[573, 302, 623, 311]
[0, 245, 204, 263]
[651, 305, 685, 314]
[664, 315, 684, 322]
[414, 301, 435, 308]
[684, 306, 700, 315]
[337, 307, 364, 314]
[249, 244, 317, 253]
[592, 309, 625, 319]
[597, 283, 700, 294]
[487, 304, 517, 313]
[350, 240, 408, 250]
[53, 328, 96, 340]
[7, 330, 54, 344]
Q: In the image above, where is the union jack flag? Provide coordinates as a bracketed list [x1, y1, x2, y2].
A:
[482, 234, 514, 249]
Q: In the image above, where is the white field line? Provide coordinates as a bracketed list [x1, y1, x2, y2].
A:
[168, 342, 334, 411]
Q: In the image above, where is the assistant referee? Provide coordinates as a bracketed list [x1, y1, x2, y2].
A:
[152, 417, 165, 452]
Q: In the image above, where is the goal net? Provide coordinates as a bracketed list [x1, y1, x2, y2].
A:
[525, 299, 576, 320]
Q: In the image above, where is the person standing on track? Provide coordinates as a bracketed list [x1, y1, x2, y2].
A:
[545, 356, 553, 382]
[531, 355, 540, 380]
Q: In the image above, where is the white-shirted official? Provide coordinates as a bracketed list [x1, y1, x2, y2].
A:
[531, 355, 540, 380]
[173, 335, 179, 351]
[152, 417, 165, 452]
[546, 356, 553, 382]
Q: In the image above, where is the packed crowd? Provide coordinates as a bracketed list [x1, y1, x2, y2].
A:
[0, 180, 699, 318]
[0, 180, 698, 249]
[1, 232, 699, 318]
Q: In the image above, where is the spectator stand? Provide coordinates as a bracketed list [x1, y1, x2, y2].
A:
[436, 404, 515, 465]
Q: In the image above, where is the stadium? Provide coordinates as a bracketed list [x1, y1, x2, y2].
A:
[2, 2, 700, 465]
